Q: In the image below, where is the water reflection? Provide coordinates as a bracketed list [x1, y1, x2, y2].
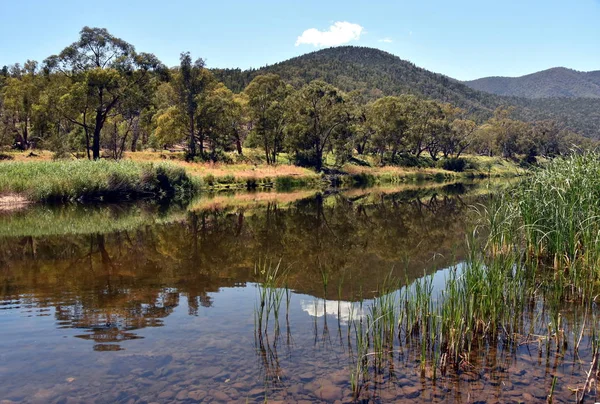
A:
[1, 182, 527, 402]
[0, 183, 488, 353]
[300, 299, 365, 324]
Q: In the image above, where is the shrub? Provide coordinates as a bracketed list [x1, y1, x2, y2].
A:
[204, 174, 215, 187]
[438, 158, 467, 172]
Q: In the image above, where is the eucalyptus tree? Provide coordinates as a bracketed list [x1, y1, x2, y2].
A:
[445, 117, 477, 158]
[44, 26, 162, 159]
[196, 83, 243, 161]
[285, 80, 351, 171]
[1, 60, 42, 149]
[244, 74, 289, 164]
[368, 96, 411, 161]
[346, 91, 373, 155]
[172, 52, 213, 159]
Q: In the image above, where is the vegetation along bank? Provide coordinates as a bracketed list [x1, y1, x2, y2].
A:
[1, 27, 595, 204]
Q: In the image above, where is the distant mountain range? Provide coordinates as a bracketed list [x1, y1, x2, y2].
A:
[213, 47, 600, 138]
[464, 68, 600, 98]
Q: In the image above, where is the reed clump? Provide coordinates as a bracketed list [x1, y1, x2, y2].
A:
[349, 154, 600, 398]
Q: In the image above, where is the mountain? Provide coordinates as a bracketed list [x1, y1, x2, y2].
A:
[464, 67, 600, 98]
[214, 47, 499, 119]
[213, 47, 600, 138]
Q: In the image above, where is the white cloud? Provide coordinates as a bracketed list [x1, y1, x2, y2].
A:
[295, 21, 364, 47]
[378, 37, 393, 43]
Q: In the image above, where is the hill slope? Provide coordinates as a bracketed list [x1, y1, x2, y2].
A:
[213, 47, 600, 138]
[213, 47, 501, 118]
[464, 67, 600, 98]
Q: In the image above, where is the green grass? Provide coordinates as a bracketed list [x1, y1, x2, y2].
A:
[0, 160, 199, 202]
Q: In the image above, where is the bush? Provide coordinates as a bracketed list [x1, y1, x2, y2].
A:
[438, 158, 467, 172]
[392, 154, 434, 168]
[204, 174, 216, 187]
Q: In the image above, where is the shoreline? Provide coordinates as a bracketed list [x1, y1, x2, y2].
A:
[0, 151, 524, 205]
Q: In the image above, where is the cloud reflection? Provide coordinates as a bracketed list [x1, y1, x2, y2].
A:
[300, 299, 365, 324]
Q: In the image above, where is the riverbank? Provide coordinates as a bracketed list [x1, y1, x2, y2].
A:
[0, 150, 524, 204]
[0, 159, 197, 204]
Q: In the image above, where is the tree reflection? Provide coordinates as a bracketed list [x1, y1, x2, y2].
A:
[0, 183, 488, 350]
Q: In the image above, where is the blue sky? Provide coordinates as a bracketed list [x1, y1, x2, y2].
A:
[0, 0, 599, 80]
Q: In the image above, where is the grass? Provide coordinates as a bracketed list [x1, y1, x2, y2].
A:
[1, 150, 524, 198]
[0, 160, 198, 202]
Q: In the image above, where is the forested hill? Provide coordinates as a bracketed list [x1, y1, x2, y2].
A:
[464, 67, 600, 98]
[213, 47, 600, 138]
[213, 46, 501, 119]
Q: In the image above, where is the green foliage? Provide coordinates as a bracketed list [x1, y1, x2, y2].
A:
[285, 80, 352, 171]
[44, 27, 163, 160]
[214, 46, 600, 139]
[1, 30, 597, 174]
[244, 74, 289, 164]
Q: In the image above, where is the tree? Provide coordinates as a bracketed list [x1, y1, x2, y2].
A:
[173, 52, 212, 160]
[532, 120, 561, 157]
[244, 74, 289, 164]
[488, 107, 531, 158]
[446, 118, 477, 158]
[44, 27, 162, 159]
[196, 83, 245, 161]
[404, 98, 439, 157]
[1, 60, 42, 149]
[285, 80, 351, 171]
[471, 123, 497, 156]
[153, 106, 186, 148]
[368, 96, 410, 162]
[346, 91, 372, 155]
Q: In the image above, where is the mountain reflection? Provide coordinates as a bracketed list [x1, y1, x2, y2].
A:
[0, 182, 493, 350]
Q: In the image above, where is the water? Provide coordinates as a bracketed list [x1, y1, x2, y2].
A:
[0, 182, 595, 403]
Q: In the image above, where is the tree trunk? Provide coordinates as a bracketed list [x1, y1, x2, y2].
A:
[187, 113, 196, 159]
[23, 118, 29, 149]
[315, 141, 323, 172]
[84, 127, 91, 160]
[93, 110, 103, 160]
[130, 120, 140, 152]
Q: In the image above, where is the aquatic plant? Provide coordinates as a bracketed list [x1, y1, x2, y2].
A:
[347, 154, 600, 399]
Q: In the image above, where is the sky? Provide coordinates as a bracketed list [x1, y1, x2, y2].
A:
[0, 0, 599, 81]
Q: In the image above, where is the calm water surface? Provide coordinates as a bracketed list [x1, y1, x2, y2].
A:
[0, 182, 595, 403]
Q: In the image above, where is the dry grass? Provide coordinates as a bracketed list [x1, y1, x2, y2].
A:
[169, 161, 316, 180]
[125, 151, 318, 180]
